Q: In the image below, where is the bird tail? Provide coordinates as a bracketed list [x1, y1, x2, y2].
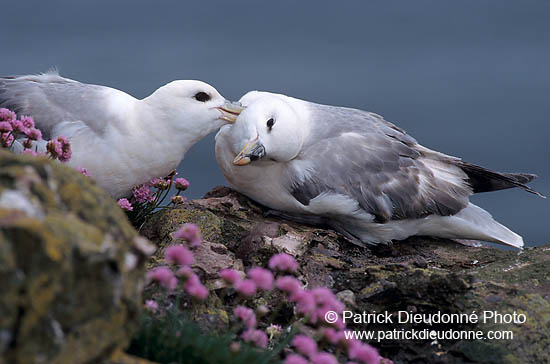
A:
[418, 203, 524, 248]
[457, 160, 545, 198]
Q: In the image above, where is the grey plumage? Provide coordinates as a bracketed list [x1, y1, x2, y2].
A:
[291, 103, 541, 223]
[0, 72, 118, 138]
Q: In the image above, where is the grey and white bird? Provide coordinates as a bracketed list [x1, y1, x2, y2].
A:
[216, 91, 543, 248]
[0, 71, 243, 197]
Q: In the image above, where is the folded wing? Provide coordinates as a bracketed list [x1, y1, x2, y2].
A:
[0, 72, 117, 138]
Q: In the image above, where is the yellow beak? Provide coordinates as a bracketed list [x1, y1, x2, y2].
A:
[233, 136, 266, 166]
[216, 101, 245, 123]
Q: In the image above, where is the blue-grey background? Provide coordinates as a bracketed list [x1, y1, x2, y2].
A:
[2, 0, 548, 246]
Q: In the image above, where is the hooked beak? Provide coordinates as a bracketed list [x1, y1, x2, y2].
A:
[216, 100, 245, 123]
[233, 136, 266, 166]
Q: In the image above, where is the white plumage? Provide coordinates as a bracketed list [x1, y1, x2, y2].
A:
[1, 72, 242, 197]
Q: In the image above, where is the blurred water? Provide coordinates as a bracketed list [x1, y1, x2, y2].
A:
[1, 0, 548, 245]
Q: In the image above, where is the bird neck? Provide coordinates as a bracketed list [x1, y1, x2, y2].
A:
[132, 99, 191, 168]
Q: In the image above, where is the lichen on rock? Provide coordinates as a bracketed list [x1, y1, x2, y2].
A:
[0, 151, 153, 364]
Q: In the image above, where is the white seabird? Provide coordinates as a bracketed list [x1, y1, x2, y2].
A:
[215, 91, 544, 248]
[0, 71, 243, 197]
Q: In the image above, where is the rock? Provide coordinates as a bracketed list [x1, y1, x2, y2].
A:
[142, 186, 550, 364]
[0, 151, 152, 364]
[336, 289, 356, 308]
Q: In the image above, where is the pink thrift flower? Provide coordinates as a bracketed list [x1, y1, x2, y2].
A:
[11, 119, 27, 134]
[292, 335, 318, 358]
[184, 274, 208, 300]
[57, 135, 71, 162]
[0, 121, 12, 133]
[219, 268, 242, 285]
[22, 149, 38, 156]
[310, 352, 338, 364]
[312, 288, 345, 312]
[117, 198, 133, 211]
[173, 223, 202, 247]
[77, 167, 91, 176]
[57, 135, 69, 145]
[168, 276, 178, 290]
[266, 323, 282, 336]
[233, 306, 257, 328]
[165, 244, 194, 266]
[284, 354, 309, 364]
[187, 283, 208, 300]
[149, 177, 162, 185]
[147, 266, 177, 290]
[348, 343, 380, 364]
[46, 139, 62, 158]
[1, 132, 14, 147]
[241, 328, 268, 348]
[174, 177, 190, 191]
[267, 324, 281, 331]
[344, 336, 362, 350]
[321, 328, 346, 345]
[133, 184, 155, 203]
[20, 115, 35, 129]
[26, 127, 42, 141]
[275, 276, 302, 296]
[176, 265, 193, 278]
[150, 177, 170, 190]
[256, 305, 269, 316]
[247, 267, 274, 290]
[235, 279, 257, 297]
[305, 288, 345, 326]
[268, 253, 298, 272]
[295, 291, 316, 316]
[0, 108, 16, 122]
[144, 299, 159, 312]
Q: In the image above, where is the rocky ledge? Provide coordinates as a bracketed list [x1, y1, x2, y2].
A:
[142, 186, 550, 364]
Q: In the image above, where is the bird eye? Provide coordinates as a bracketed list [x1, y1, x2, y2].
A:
[266, 118, 275, 131]
[194, 92, 211, 102]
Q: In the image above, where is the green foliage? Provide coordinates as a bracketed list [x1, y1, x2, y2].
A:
[127, 309, 285, 364]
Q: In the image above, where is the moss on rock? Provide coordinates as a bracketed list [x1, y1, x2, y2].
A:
[0, 151, 153, 364]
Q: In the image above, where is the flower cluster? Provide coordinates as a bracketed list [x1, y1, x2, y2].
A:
[146, 223, 208, 302]
[174, 177, 190, 191]
[117, 198, 133, 211]
[220, 265, 274, 298]
[218, 252, 382, 363]
[46, 135, 72, 162]
[77, 167, 90, 176]
[143, 219, 386, 363]
[0, 109, 41, 148]
[173, 223, 202, 248]
[1, 108, 73, 162]
[117, 170, 190, 227]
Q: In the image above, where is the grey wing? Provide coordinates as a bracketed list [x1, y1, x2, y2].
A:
[304, 103, 419, 147]
[290, 130, 473, 222]
[0, 72, 113, 138]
